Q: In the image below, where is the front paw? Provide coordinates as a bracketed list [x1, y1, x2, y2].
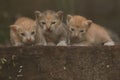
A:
[104, 41, 115, 46]
[72, 43, 89, 46]
[57, 41, 67, 46]
[14, 43, 23, 46]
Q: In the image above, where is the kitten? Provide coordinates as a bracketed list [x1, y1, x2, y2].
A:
[10, 17, 36, 46]
[67, 15, 115, 46]
[35, 10, 69, 46]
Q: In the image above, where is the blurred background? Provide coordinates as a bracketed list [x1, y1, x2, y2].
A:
[0, 0, 120, 44]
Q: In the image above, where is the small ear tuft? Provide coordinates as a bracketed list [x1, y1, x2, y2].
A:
[57, 11, 63, 16]
[83, 20, 93, 27]
[56, 11, 64, 20]
[10, 25, 18, 32]
[34, 10, 41, 18]
[67, 15, 73, 23]
[34, 10, 41, 15]
[87, 20, 93, 26]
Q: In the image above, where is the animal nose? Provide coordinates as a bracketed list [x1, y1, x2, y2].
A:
[47, 28, 50, 30]
[27, 38, 32, 42]
[74, 33, 78, 38]
[74, 36, 78, 39]
[46, 28, 52, 32]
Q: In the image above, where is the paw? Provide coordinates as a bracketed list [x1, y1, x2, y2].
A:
[73, 44, 89, 46]
[14, 43, 23, 46]
[57, 41, 67, 46]
[104, 41, 115, 46]
[79, 44, 89, 46]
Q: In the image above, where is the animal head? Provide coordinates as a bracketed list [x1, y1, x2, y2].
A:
[10, 23, 36, 44]
[67, 15, 92, 39]
[35, 10, 63, 32]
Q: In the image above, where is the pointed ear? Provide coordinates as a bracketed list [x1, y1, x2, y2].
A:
[83, 20, 92, 28]
[67, 15, 73, 23]
[34, 10, 42, 19]
[10, 25, 19, 32]
[56, 11, 63, 20]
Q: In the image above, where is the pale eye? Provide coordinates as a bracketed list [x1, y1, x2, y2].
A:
[31, 31, 35, 35]
[70, 28, 75, 31]
[21, 33, 25, 36]
[51, 21, 56, 25]
[80, 30, 84, 33]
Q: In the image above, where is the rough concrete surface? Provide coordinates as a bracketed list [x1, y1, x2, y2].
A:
[0, 46, 120, 80]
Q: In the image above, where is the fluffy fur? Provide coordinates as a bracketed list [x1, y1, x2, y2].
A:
[35, 10, 69, 46]
[67, 15, 115, 46]
[10, 17, 37, 46]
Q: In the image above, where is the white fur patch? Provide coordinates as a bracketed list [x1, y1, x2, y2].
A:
[14, 42, 23, 46]
[72, 43, 89, 46]
[104, 41, 115, 46]
[57, 41, 67, 46]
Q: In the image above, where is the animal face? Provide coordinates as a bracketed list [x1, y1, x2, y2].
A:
[35, 10, 63, 32]
[18, 29, 36, 44]
[67, 15, 92, 39]
[11, 25, 36, 44]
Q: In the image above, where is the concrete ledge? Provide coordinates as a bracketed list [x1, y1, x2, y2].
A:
[0, 46, 120, 80]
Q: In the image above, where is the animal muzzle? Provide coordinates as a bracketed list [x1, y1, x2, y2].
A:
[27, 38, 32, 42]
[46, 28, 52, 32]
[73, 33, 79, 39]
[25, 38, 34, 45]
[73, 36, 79, 39]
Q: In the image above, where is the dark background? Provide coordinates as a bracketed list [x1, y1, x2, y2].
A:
[0, 0, 120, 44]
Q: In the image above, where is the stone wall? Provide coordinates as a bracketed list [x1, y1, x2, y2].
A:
[0, 46, 120, 80]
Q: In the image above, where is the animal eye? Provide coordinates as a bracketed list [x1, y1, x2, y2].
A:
[31, 31, 35, 35]
[41, 21, 46, 25]
[21, 33, 25, 36]
[71, 28, 75, 31]
[80, 30, 84, 33]
[51, 21, 56, 25]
